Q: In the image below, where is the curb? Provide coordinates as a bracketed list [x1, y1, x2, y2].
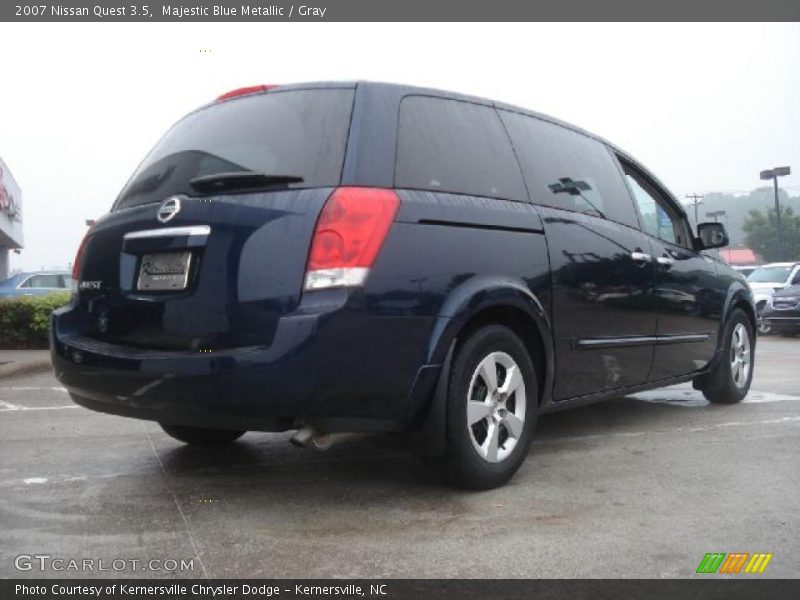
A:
[0, 358, 52, 380]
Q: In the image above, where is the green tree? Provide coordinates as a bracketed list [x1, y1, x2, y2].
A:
[742, 205, 800, 262]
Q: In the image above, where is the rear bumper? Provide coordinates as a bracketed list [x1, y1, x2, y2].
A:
[51, 294, 440, 432]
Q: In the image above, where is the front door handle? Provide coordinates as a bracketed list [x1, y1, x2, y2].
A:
[631, 251, 652, 263]
[657, 256, 675, 267]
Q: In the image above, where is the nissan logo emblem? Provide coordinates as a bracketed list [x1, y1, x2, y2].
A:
[157, 197, 181, 223]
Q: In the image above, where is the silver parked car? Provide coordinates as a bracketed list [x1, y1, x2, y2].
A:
[0, 271, 71, 298]
[747, 262, 800, 334]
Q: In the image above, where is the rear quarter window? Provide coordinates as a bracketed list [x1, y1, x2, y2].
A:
[499, 110, 639, 228]
[114, 88, 355, 210]
[395, 96, 526, 201]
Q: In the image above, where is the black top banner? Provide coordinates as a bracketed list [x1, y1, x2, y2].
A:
[3, 0, 800, 22]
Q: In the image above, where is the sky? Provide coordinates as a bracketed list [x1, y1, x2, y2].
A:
[0, 22, 798, 271]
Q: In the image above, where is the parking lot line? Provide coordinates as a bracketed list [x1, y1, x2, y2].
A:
[536, 414, 800, 445]
[0, 403, 77, 412]
[0, 386, 67, 392]
[143, 425, 211, 581]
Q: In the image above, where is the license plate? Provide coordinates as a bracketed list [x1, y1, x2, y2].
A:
[137, 252, 192, 291]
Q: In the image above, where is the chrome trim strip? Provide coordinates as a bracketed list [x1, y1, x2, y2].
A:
[577, 333, 710, 349]
[123, 225, 211, 240]
[577, 336, 657, 349]
[656, 333, 710, 345]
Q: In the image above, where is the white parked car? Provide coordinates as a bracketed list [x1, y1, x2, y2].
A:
[747, 262, 800, 334]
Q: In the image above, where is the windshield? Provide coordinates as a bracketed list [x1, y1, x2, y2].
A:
[747, 266, 792, 283]
[113, 88, 355, 210]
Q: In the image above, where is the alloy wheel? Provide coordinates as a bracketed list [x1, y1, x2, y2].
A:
[730, 323, 751, 389]
[466, 351, 527, 463]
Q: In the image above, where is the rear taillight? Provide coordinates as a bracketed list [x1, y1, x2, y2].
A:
[71, 232, 90, 288]
[304, 187, 400, 291]
[215, 85, 277, 102]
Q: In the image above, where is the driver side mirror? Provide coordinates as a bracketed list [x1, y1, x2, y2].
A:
[696, 222, 729, 249]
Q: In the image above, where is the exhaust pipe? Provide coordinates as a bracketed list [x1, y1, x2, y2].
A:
[290, 426, 365, 451]
[290, 426, 316, 448]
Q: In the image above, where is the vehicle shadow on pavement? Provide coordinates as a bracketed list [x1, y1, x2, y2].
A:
[150, 392, 725, 489]
[156, 430, 445, 491]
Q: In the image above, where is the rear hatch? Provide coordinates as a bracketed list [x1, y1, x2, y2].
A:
[73, 85, 355, 351]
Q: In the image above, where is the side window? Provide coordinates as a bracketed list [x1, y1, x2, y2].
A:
[498, 110, 639, 228]
[395, 96, 526, 201]
[791, 268, 800, 286]
[22, 274, 62, 288]
[621, 162, 688, 247]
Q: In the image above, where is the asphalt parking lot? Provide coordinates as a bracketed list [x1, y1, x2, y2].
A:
[1, 337, 798, 579]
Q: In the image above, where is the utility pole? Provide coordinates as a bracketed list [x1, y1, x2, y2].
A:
[686, 194, 704, 227]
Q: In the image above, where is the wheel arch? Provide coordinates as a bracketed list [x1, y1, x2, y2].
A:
[416, 276, 554, 454]
[432, 276, 553, 398]
[450, 304, 551, 408]
[695, 282, 757, 391]
[723, 283, 757, 339]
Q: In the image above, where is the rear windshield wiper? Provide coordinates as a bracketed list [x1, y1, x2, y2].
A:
[189, 171, 304, 193]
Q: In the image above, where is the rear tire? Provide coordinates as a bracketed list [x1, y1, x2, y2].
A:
[435, 324, 538, 490]
[160, 424, 245, 446]
[700, 309, 754, 405]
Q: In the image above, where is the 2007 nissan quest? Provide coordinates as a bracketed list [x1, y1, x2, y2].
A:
[52, 82, 755, 489]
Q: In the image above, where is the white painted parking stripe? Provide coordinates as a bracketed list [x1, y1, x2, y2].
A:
[743, 391, 800, 403]
[0, 472, 129, 488]
[631, 388, 800, 408]
[0, 386, 73, 411]
[0, 386, 67, 392]
[0, 404, 77, 412]
[23, 477, 48, 484]
[537, 415, 800, 445]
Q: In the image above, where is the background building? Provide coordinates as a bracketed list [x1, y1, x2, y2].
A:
[0, 156, 24, 280]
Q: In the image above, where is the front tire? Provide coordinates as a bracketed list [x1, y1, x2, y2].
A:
[701, 309, 754, 404]
[160, 424, 245, 446]
[437, 324, 538, 490]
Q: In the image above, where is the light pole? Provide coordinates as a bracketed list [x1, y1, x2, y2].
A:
[760, 166, 791, 259]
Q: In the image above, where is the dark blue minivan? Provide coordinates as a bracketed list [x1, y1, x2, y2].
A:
[52, 82, 755, 488]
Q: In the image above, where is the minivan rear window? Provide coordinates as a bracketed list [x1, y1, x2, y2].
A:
[395, 96, 526, 201]
[114, 88, 355, 210]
